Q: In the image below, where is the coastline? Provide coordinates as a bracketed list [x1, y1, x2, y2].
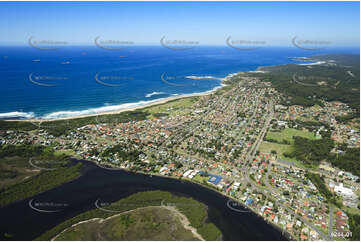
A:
[31, 158, 290, 241]
[1, 56, 308, 122]
[91, 160, 293, 241]
[4, 79, 229, 122]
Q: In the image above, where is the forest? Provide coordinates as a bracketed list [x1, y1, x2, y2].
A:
[284, 136, 334, 166]
[247, 54, 360, 112]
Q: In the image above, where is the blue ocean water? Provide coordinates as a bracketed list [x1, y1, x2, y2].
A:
[0, 46, 359, 119]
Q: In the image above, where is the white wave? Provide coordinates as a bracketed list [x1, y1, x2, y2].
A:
[185, 75, 215, 79]
[248, 70, 266, 73]
[40, 83, 228, 120]
[41, 98, 170, 120]
[226, 72, 241, 78]
[145, 92, 166, 98]
[298, 61, 326, 66]
[0, 111, 35, 119]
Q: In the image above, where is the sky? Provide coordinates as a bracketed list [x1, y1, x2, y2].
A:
[0, 1, 359, 46]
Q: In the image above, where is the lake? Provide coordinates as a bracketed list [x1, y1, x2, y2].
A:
[0, 159, 289, 241]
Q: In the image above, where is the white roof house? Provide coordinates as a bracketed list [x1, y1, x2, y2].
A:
[183, 170, 193, 177]
[334, 183, 354, 197]
[233, 182, 241, 189]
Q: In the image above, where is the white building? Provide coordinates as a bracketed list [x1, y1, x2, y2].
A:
[183, 169, 193, 177]
[334, 183, 354, 197]
[232, 182, 241, 190]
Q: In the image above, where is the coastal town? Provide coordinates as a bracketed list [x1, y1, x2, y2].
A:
[0, 74, 359, 241]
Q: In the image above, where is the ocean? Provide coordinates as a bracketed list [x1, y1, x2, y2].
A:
[0, 45, 358, 120]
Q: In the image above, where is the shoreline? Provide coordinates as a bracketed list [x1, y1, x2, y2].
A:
[35, 158, 290, 241]
[0, 53, 349, 122]
[51, 205, 204, 241]
[3, 80, 229, 122]
[89, 159, 294, 241]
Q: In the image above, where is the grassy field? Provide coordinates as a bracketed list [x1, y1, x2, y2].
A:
[266, 128, 320, 144]
[258, 141, 308, 168]
[192, 174, 209, 184]
[259, 141, 294, 160]
[55, 206, 199, 241]
[144, 96, 199, 119]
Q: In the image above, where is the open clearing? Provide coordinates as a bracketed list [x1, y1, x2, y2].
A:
[266, 128, 320, 144]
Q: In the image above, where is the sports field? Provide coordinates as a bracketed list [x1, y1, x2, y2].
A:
[266, 128, 320, 144]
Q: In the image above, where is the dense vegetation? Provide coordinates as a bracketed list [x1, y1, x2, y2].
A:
[54, 206, 199, 241]
[347, 212, 360, 241]
[284, 136, 334, 166]
[328, 148, 360, 176]
[36, 190, 222, 241]
[247, 54, 360, 111]
[101, 144, 142, 162]
[335, 113, 359, 124]
[0, 144, 67, 161]
[0, 162, 82, 207]
[0, 144, 82, 207]
[305, 172, 333, 201]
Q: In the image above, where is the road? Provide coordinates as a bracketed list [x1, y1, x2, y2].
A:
[240, 101, 330, 241]
[263, 165, 330, 240]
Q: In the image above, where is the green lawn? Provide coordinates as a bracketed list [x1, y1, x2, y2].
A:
[192, 174, 208, 184]
[258, 141, 309, 168]
[259, 141, 294, 159]
[144, 97, 198, 118]
[266, 128, 320, 144]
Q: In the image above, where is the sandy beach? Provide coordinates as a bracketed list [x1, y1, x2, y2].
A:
[11, 79, 229, 122]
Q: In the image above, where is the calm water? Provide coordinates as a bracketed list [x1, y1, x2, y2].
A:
[0, 160, 289, 241]
[0, 46, 358, 119]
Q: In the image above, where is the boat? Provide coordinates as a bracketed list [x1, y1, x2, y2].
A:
[32, 59, 40, 62]
[61, 61, 70, 65]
